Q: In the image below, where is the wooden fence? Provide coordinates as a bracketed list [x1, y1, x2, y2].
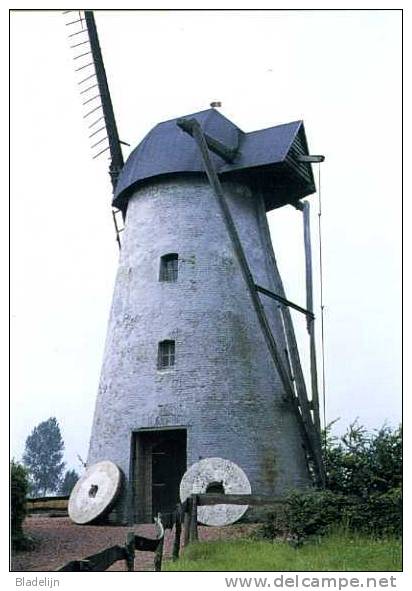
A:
[56, 517, 165, 572]
[172, 493, 285, 560]
[26, 496, 69, 516]
[29, 493, 284, 567]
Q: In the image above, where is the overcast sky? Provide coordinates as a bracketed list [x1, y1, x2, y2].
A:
[10, 9, 402, 472]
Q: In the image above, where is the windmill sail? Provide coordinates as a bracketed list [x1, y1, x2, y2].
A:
[64, 10, 126, 243]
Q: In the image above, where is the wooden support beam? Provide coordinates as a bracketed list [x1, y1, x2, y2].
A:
[256, 284, 315, 320]
[302, 201, 321, 437]
[177, 118, 238, 162]
[178, 117, 325, 487]
[177, 118, 307, 441]
[256, 195, 326, 487]
[297, 155, 325, 163]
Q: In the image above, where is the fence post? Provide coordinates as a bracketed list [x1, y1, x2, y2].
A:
[189, 494, 198, 542]
[154, 536, 164, 572]
[125, 531, 135, 571]
[183, 499, 191, 547]
[172, 503, 182, 561]
[153, 513, 165, 572]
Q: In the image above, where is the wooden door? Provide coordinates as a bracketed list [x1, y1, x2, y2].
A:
[151, 434, 186, 517]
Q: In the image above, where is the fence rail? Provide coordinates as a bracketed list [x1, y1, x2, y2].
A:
[171, 493, 285, 559]
[26, 496, 69, 515]
[56, 517, 165, 572]
[29, 493, 284, 567]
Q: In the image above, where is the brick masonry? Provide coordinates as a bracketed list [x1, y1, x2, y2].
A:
[87, 175, 311, 522]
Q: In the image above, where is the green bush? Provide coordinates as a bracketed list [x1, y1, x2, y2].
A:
[10, 461, 30, 550]
[261, 423, 402, 543]
[261, 488, 401, 543]
[324, 422, 402, 498]
[345, 488, 402, 537]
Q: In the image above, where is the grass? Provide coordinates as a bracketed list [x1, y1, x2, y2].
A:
[165, 532, 402, 572]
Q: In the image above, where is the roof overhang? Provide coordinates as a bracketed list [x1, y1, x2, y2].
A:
[113, 109, 316, 212]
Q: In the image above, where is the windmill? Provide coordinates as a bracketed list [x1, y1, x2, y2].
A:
[65, 10, 325, 525]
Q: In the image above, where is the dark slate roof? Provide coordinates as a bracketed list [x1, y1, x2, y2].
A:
[113, 109, 316, 212]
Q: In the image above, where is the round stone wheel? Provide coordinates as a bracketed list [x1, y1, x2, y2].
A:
[68, 461, 122, 525]
[179, 457, 251, 526]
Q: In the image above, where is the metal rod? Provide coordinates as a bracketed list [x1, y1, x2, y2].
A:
[68, 29, 88, 38]
[112, 209, 122, 250]
[89, 125, 106, 138]
[83, 104, 102, 118]
[255, 284, 315, 319]
[82, 94, 100, 105]
[78, 73, 96, 85]
[65, 18, 85, 26]
[70, 39, 90, 49]
[80, 83, 98, 94]
[75, 62, 94, 72]
[92, 145, 110, 159]
[88, 115, 105, 128]
[91, 135, 108, 148]
[317, 164, 327, 439]
[73, 50, 92, 60]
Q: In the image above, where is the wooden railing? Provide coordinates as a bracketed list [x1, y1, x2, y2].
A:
[172, 493, 285, 559]
[26, 496, 69, 516]
[56, 517, 165, 572]
[29, 493, 284, 566]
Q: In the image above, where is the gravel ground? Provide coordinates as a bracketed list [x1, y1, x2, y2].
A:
[11, 516, 257, 572]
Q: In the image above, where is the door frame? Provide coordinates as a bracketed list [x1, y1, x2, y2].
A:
[129, 426, 187, 523]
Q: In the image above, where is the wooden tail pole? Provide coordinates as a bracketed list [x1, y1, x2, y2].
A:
[178, 118, 325, 488]
[301, 201, 321, 436]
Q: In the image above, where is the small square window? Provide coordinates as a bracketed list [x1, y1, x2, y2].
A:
[159, 253, 178, 282]
[158, 340, 175, 369]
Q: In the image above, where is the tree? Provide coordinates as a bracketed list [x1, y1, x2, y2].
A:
[59, 469, 80, 496]
[10, 460, 29, 548]
[22, 417, 65, 497]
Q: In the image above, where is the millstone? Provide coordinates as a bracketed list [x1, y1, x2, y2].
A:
[179, 457, 251, 526]
[68, 461, 122, 525]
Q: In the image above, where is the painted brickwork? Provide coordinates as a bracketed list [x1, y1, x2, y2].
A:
[88, 176, 311, 522]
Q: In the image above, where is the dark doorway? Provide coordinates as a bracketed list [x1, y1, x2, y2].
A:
[133, 429, 186, 523]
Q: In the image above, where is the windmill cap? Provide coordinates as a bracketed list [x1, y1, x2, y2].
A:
[113, 108, 316, 212]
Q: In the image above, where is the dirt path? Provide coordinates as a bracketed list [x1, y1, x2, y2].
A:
[11, 516, 256, 572]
